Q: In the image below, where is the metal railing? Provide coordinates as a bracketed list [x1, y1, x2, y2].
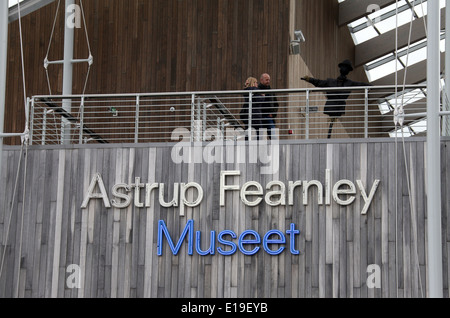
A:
[28, 84, 441, 145]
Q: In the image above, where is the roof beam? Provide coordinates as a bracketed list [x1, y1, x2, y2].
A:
[8, 0, 55, 23]
[355, 9, 446, 67]
[339, 0, 396, 26]
[372, 52, 445, 86]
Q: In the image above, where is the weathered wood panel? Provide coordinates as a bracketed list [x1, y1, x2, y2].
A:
[0, 139, 448, 298]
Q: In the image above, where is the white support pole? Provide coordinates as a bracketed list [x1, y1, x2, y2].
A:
[427, 0, 443, 298]
[62, 0, 75, 144]
[445, 0, 450, 136]
[0, 1, 8, 173]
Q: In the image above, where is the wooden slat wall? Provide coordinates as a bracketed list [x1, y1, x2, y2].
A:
[4, 0, 290, 145]
[1, 139, 449, 298]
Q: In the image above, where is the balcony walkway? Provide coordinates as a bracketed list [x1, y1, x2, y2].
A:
[27, 84, 449, 146]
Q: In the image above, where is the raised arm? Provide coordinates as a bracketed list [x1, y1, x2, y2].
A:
[301, 76, 329, 88]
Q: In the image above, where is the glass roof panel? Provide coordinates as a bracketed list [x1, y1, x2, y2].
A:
[366, 59, 404, 82]
[338, 0, 448, 137]
[410, 119, 428, 134]
[414, 0, 447, 18]
[399, 46, 427, 67]
[9, 0, 25, 8]
[372, 5, 413, 34]
[351, 26, 379, 44]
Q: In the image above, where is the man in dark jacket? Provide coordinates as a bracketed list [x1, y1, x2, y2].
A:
[258, 73, 279, 140]
[302, 60, 370, 138]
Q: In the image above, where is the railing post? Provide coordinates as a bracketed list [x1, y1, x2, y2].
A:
[248, 91, 253, 141]
[79, 97, 85, 144]
[203, 101, 207, 141]
[29, 98, 35, 145]
[364, 88, 369, 138]
[196, 97, 202, 142]
[305, 90, 310, 140]
[43, 110, 47, 146]
[190, 94, 196, 143]
[217, 117, 221, 140]
[135, 95, 140, 143]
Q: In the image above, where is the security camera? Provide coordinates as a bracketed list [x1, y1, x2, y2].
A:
[294, 30, 306, 43]
[290, 42, 301, 55]
[290, 30, 305, 55]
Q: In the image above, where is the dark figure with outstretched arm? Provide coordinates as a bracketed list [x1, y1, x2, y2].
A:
[301, 60, 371, 139]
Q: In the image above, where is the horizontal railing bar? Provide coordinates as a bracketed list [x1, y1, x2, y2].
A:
[31, 85, 426, 100]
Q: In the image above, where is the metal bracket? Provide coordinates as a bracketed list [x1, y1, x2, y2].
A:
[393, 108, 405, 127]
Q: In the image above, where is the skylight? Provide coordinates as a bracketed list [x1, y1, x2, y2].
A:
[344, 0, 446, 45]
[9, 0, 25, 8]
[339, 0, 448, 138]
[351, 0, 446, 81]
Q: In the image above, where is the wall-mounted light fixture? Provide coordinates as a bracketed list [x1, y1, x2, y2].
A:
[290, 30, 306, 55]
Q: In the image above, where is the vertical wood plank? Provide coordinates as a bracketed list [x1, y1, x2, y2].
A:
[50, 149, 65, 297]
